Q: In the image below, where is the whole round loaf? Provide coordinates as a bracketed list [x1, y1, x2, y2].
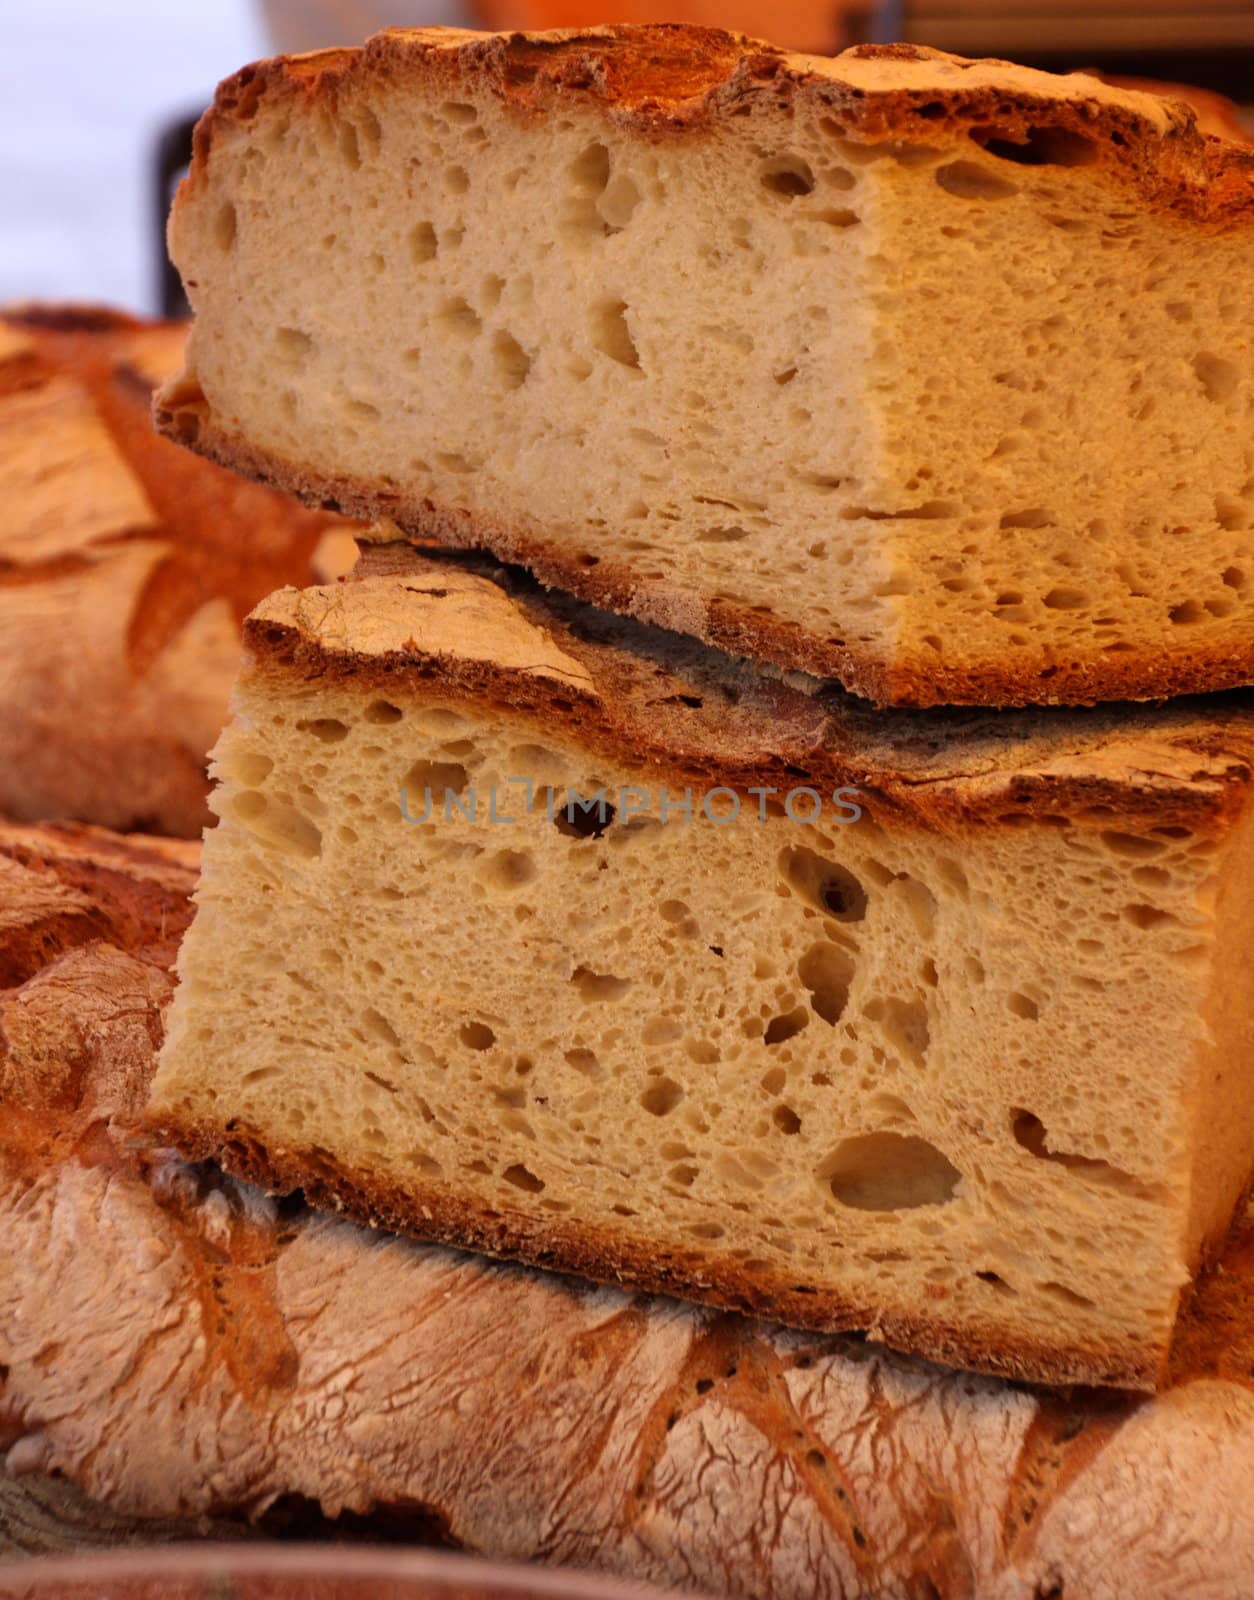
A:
[0, 306, 359, 836]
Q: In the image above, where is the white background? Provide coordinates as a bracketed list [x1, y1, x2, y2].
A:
[0, 0, 468, 315]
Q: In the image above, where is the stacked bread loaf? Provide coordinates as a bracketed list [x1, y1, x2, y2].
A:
[145, 27, 1254, 1393]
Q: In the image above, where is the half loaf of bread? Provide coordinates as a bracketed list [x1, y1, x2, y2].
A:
[148, 543, 1254, 1389]
[7, 816, 1254, 1595]
[156, 25, 1254, 706]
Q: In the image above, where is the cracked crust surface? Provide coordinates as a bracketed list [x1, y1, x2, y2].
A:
[0, 304, 358, 835]
[249, 542, 1254, 837]
[4, 817, 1254, 1594]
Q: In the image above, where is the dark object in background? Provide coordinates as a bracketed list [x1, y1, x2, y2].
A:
[855, 0, 1254, 102]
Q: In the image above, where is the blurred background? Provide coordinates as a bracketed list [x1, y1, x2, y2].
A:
[3, 0, 1252, 318]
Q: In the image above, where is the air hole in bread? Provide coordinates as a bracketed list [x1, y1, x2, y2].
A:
[554, 793, 615, 839]
[976, 1269, 1015, 1294]
[409, 222, 438, 265]
[1041, 1280, 1096, 1309]
[864, 1091, 916, 1127]
[402, 759, 469, 806]
[365, 701, 403, 724]
[780, 847, 868, 921]
[798, 942, 855, 1026]
[934, 161, 1019, 201]
[440, 100, 478, 125]
[1123, 903, 1180, 930]
[275, 326, 314, 364]
[864, 995, 930, 1066]
[893, 875, 937, 938]
[1193, 352, 1239, 402]
[773, 1104, 802, 1135]
[1011, 1109, 1162, 1198]
[223, 751, 273, 786]
[817, 208, 860, 228]
[570, 140, 611, 194]
[360, 1008, 401, 1048]
[214, 202, 237, 251]
[764, 1008, 809, 1045]
[1042, 586, 1088, 611]
[1007, 991, 1039, 1021]
[338, 121, 361, 169]
[224, 791, 322, 859]
[698, 525, 750, 543]
[590, 300, 641, 369]
[571, 966, 631, 1003]
[642, 1077, 684, 1116]
[565, 1047, 601, 1078]
[759, 156, 815, 199]
[444, 164, 470, 195]
[823, 1133, 960, 1211]
[971, 124, 1097, 168]
[439, 297, 481, 339]
[599, 172, 642, 229]
[492, 329, 531, 390]
[1169, 600, 1204, 625]
[1000, 508, 1056, 531]
[459, 1021, 495, 1051]
[479, 848, 537, 891]
[503, 1162, 545, 1193]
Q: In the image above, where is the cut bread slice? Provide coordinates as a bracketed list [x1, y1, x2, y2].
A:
[147, 542, 1254, 1389]
[155, 25, 1254, 707]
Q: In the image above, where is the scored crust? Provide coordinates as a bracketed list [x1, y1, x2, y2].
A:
[244, 543, 1254, 836]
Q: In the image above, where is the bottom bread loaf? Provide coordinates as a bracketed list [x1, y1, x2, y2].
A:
[1, 818, 1252, 1598]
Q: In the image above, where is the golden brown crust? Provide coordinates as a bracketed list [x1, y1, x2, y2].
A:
[145, 1111, 1159, 1390]
[240, 541, 1254, 837]
[160, 401, 1254, 713]
[0, 303, 359, 836]
[185, 28, 1254, 225]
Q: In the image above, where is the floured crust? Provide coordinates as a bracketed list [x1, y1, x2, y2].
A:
[243, 543, 1254, 835]
[0, 303, 359, 836]
[146, 1111, 1158, 1389]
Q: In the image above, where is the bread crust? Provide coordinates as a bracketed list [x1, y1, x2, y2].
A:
[0, 303, 356, 835]
[240, 543, 1254, 838]
[145, 1111, 1158, 1390]
[186, 27, 1254, 222]
[159, 394, 1254, 714]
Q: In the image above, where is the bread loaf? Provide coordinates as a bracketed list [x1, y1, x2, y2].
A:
[155, 26, 1254, 707]
[4, 816, 1254, 1595]
[146, 542, 1254, 1389]
[0, 306, 359, 836]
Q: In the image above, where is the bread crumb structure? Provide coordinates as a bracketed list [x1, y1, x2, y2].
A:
[148, 546, 1254, 1389]
[156, 26, 1254, 706]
